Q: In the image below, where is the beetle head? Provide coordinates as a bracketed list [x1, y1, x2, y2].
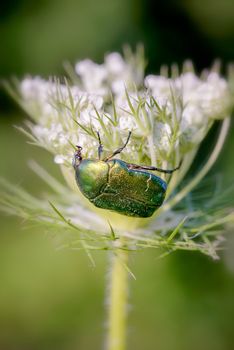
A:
[72, 145, 83, 168]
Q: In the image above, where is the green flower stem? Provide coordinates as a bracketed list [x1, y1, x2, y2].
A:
[107, 247, 129, 350]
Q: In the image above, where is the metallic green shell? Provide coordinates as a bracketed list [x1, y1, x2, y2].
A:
[75, 159, 109, 199]
[75, 159, 167, 218]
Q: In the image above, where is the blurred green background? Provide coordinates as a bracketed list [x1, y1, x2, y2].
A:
[0, 0, 234, 349]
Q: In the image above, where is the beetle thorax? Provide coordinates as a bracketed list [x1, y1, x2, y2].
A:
[75, 159, 109, 199]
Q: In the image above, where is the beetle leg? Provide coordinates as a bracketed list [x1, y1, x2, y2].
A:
[127, 160, 182, 174]
[104, 131, 132, 161]
[97, 131, 103, 160]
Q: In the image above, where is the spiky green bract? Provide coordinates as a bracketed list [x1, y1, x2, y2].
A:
[1, 159, 233, 262]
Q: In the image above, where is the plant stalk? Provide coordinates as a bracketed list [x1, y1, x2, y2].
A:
[106, 248, 129, 350]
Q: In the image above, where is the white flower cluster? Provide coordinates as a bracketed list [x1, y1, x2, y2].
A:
[20, 76, 104, 164]
[19, 52, 232, 172]
[145, 72, 231, 148]
[75, 52, 143, 96]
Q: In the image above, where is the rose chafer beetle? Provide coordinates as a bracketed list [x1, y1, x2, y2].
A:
[72, 132, 181, 218]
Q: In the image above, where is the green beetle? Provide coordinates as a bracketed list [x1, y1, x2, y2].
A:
[72, 132, 181, 218]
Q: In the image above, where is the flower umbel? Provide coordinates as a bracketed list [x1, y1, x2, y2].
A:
[2, 48, 234, 260]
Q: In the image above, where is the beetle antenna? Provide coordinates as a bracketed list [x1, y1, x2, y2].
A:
[104, 131, 132, 161]
[75, 145, 83, 162]
[97, 131, 103, 160]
